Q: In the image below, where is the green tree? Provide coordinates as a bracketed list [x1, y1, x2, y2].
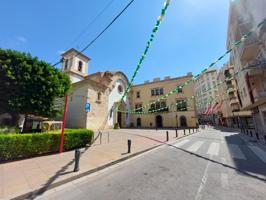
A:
[0, 48, 71, 123]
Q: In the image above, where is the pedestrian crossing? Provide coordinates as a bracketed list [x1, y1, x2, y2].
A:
[172, 138, 266, 163]
[206, 142, 220, 156]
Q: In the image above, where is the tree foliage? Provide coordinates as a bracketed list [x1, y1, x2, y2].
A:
[0, 48, 71, 117]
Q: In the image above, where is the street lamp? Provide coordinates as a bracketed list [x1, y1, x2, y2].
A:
[176, 113, 178, 129]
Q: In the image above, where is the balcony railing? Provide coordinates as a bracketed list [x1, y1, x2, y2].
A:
[243, 59, 266, 75]
[148, 107, 169, 113]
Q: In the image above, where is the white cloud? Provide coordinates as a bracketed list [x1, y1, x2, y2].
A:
[16, 36, 27, 43]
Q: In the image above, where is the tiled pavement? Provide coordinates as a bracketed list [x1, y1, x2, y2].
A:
[0, 128, 196, 199]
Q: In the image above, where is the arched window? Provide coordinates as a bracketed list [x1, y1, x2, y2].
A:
[118, 85, 123, 94]
[78, 61, 83, 72]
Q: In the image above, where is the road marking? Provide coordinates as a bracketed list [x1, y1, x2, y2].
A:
[187, 141, 204, 152]
[174, 139, 190, 148]
[228, 144, 246, 160]
[194, 155, 213, 200]
[248, 145, 266, 163]
[207, 142, 220, 156]
[221, 173, 229, 188]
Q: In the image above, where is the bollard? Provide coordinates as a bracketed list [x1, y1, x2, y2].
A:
[250, 131, 253, 137]
[100, 131, 102, 144]
[264, 135, 266, 144]
[175, 129, 178, 138]
[127, 139, 131, 153]
[166, 131, 169, 141]
[74, 149, 81, 172]
[256, 132, 259, 140]
[184, 129, 186, 135]
[189, 129, 191, 134]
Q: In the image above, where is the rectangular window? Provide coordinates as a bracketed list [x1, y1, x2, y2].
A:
[151, 88, 164, 96]
[136, 91, 140, 98]
[155, 88, 160, 96]
[160, 88, 164, 95]
[161, 101, 166, 108]
[176, 99, 187, 111]
[151, 89, 155, 96]
[135, 103, 142, 112]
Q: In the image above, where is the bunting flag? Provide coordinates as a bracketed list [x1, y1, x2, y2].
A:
[213, 100, 224, 113]
[202, 104, 212, 115]
[209, 102, 219, 115]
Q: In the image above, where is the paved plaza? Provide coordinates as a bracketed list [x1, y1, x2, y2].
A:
[0, 128, 194, 199]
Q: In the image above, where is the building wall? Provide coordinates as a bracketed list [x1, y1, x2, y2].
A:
[128, 73, 198, 128]
[194, 68, 218, 115]
[227, 0, 266, 133]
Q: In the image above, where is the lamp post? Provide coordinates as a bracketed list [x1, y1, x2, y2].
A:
[60, 95, 68, 153]
[175, 113, 178, 129]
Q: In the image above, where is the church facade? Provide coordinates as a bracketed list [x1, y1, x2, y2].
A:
[62, 49, 130, 130]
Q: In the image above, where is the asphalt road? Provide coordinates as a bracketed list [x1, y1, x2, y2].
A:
[35, 128, 266, 200]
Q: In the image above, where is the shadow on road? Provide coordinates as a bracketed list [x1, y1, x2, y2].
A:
[132, 132, 266, 184]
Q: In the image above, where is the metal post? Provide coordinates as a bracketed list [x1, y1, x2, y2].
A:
[256, 132, 259, 140]
[250, 130, 253, 137]
[184, 129, 186, 135]
[166, 131, 169, 141]
[60, 95, 68, 153]
[74, 149, 81, 172]
[127, 139, 131, 153]
[264, 135, 266, 144]
[189, 129, 191, 134]
[175, 129, 178, 138]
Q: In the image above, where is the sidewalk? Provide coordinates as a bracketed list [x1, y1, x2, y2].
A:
[0, 128, 198, 199]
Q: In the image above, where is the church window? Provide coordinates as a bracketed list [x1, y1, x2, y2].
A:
[118, 85, 123, 94]
[64, 59, 68, 70]
[97, 92, 101, 101]
[78, 61, 83, 72]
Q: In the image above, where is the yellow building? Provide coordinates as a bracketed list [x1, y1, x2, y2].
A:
[128, 73, 198, 128]
[216, 64, 252, 128]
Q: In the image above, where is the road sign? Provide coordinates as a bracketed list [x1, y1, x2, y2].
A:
[85, 102, 91, 112]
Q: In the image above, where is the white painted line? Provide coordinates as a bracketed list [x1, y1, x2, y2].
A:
[194, 155, 213, 200]
[221, 173, 229, 188]
[187, 141, 204, 152]
[248, 145, 266, 163]
[228, 144, 246, 160]
[173, 139, 190, 148]
[207, 142, 220, 156]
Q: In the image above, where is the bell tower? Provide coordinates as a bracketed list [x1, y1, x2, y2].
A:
[61, 48, 91, 83]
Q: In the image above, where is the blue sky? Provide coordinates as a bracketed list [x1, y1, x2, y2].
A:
[0, 0, 229, 84]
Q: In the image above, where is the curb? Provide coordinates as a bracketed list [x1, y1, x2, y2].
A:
[10, 130, 200, 200]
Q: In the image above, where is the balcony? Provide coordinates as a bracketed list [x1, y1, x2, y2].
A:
[243, 59, 266, 76]
[237, 31, 260, 63]
[148, 107, 169, 113]
[229, 97, 239, 106]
